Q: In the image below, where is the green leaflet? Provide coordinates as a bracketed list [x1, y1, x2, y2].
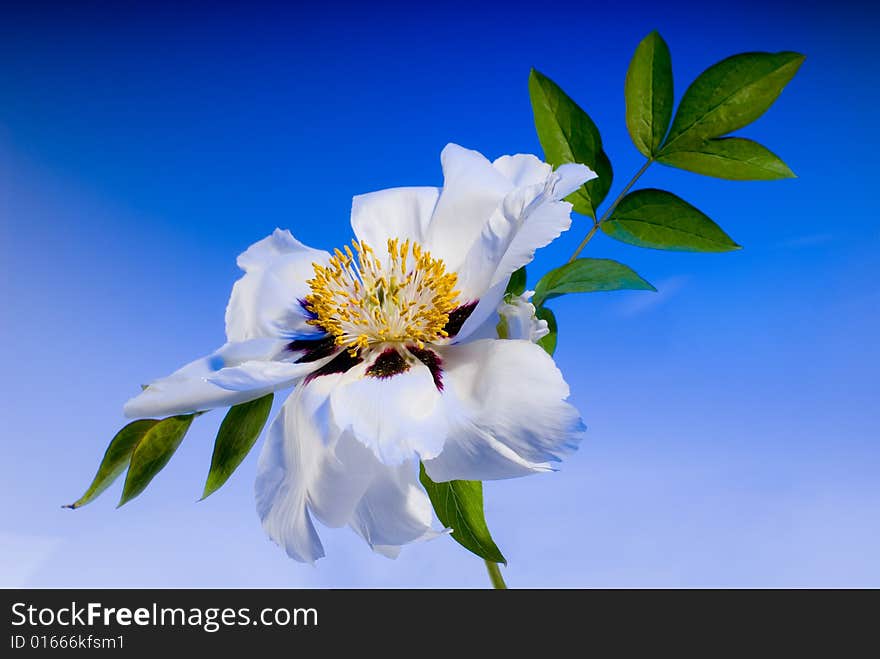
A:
[505, 266, 527, 297]
[657, 137, 795, 180]
[625, 31, 674, 157]
[419, 464, 506, 565]
[533, 258, 656, 307]
[661, 51, 805, 151]
[202, 393, 274, 500]
[603, 188, 740, 252]
[535, 306, 558, 356]
[529, 68, 613, 218]
[64, 419, 159, 509]
[119, 414, 196, 507]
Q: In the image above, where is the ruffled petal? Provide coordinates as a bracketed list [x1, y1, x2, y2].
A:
[350, 187, 439, 258]
[413, 146, 593, 339]
[225, 229, 329, 343]
[255, 381, 373, 563]
[491, 153, 553, 188]
[452, 158, 595, 341]
[488, 170, 591, 287]
[255, 389, 324, 564]
[328, 359, 449, 465]
[423, 144, 513, 279]
[347, 459, 440, 550]
[423, 339, 584, 481]
[123, 338, 290, 418]
[255, 377, 439, 562]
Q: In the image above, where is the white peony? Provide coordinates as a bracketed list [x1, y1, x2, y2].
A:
[124, 144, 595, 562]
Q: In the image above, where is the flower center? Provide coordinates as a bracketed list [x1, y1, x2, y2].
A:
[305, 239, 459, 353]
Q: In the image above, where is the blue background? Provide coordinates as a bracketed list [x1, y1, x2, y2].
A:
[2, 1, 877, 587]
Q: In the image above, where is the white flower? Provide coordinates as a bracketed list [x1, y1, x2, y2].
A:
[124, 144, 595, 562]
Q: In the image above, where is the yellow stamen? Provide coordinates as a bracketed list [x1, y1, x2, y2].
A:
[304, 239, 460, 354]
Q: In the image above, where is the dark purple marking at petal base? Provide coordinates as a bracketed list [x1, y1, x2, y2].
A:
[443, 301, 478, 338]
[304, 349, 363, 384]
[289, 335, 336, 363]
[407, 346, 443, 391]
[366, 348, 411, 379]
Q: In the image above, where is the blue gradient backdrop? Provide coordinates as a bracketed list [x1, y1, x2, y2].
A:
[2, 2, 877, 587]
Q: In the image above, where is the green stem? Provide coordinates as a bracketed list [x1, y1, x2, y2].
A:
[567, 223, 600, 263]
[567, 157, 654, 262]
[484, 560, 508, 589]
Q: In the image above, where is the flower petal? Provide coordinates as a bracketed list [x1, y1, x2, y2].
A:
[491, 153, 553, 188]
[225, 229, 329, 343]
[424, 144, 513, 278]
[489, 176, 591, 286]
[493, 155, 591, 199]
[328, 359, 449, 465]
[350, 187, 439, 257]
[123, 338, 290, 418]
[347, 459, 440, 550]
[255, 398, 324, 563]
[418, 146, 593, 338]
[423, 339, 584, 481]
[206, 356, 334, 392]
[255, 377, 438, 562]
[452, 161, 595, 341]
[255, 381, 372, 563]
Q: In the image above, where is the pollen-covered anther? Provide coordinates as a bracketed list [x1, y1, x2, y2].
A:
[304, 239, 460, 353]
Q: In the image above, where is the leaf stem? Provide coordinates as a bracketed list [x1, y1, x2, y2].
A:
[567, 157, 653, 262]
[484, 560, 508, 589]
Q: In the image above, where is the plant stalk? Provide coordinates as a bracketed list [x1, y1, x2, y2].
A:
[484, 560, 508, 589]
[568, 157, 653, 262]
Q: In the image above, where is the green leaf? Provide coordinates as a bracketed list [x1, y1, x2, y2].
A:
[625, 31, 674, 157]
[661, 51, 804, 150]
[202, 394, 274, 499]
[119, 414, 196, 506]
[529, 68, 613, 218]
[535, 306, 557, 356]
[657, 137, 795, 180]
[419, 464, 506, 565]
[533, 258, 656, 307]
[64, 419, 159, 509]
[603, 188, 740, 252]
[505, 266, 527, 297]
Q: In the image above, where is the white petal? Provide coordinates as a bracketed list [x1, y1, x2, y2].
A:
[206, 356, 333, 392]
[491, 153, 553, 188]
[123, 338, 289, 418]
[350, 187, 439, 257]
[423, 144, 513, 278]
[255, 378, 438, 562]
[423, 339, 584, 481]
[255, 388, 325, 563]
[553, 162, 597, 197]
[415, 146, 594, 338]
[426, 423, 555, 481]
[225, 229, 329, 343]
[452, 163, 594, 340]
[328, 360, 449, 465]
[489, 188, 576, 286]
[348, 459, 440, 551]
